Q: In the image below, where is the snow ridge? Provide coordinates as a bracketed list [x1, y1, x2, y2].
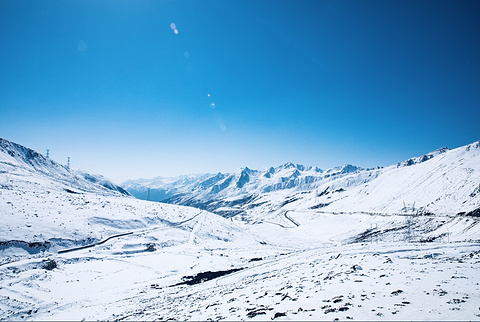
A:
[0, 138, 129, 196]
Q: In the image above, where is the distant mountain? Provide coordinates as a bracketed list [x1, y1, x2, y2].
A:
[122, 163, 364, 200]
[122, 173, 212, 201]
[74, 170, 130, 195]
[0, 138, 130, 196]
[122, 161, 374, 217]
[123, 141, 480, 219]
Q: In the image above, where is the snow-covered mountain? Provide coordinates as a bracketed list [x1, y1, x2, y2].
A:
[2, 138, 480, 321]
[123, 141, 480, 219]
[0, 137, 251, 251]
[123, 162, 363, 200]
[0, 138, 129, 196]
[122, 162, 368, 216]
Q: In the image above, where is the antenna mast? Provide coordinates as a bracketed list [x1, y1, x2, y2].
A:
[67, 157, 70, 170]
[46, 149, 50, 159]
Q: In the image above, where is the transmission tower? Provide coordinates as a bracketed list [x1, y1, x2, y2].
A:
[46, 149, 50, 159]
[402, 201, 417, 242]
[67, 157, 70, 170]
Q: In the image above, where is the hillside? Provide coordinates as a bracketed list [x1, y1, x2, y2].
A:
[1, 138, 479, 321]
[0, 138, 129, 196]
[0, 138, 254, 258]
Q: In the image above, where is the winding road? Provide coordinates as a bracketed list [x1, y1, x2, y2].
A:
[283, 210, 300, 227]
[57, 211, 204, 254]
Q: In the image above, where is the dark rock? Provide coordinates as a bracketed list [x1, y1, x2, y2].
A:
[146, 243, 156, 252]
[272, 312, 287, 319]
[249, 257, 263, 262]
[171, 268, 243, 286]
[42, 259, 57, 270]
[324, 308, 336, 314]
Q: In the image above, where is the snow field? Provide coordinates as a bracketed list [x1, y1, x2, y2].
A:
[3, 205, 479, 321]
[104, 242, 480, 321]
[1, 138, 480, 320]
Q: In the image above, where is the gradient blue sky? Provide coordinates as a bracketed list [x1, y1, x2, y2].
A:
[1, 0, 479, 183]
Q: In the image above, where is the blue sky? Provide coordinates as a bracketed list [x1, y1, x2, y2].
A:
[1, 0, 479, 183]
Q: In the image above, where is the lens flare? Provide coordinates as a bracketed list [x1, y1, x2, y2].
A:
[170, 22, 179, 34]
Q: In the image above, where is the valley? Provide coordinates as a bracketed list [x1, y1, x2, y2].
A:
[1, 138, 479, 320]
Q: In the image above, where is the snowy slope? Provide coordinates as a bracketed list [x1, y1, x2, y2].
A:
[0, 140, 265, 321]
[0, 138, 254, 259]
[1, 138, 480, 321]
[0, 138, 129, 196]
[279, 141, 480, 216]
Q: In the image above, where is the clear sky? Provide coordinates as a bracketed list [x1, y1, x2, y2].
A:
[1, 0, 479, 183]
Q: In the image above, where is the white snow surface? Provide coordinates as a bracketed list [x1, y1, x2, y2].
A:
[1, 138, 480, 320]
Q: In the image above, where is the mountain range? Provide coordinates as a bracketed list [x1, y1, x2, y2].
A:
[122, 141, 480, 219]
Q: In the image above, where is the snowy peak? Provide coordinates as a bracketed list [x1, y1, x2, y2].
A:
[398, 146, 450, 167]
[267, 162, 315, 184]
[277, 162, 307, 172]
[280, 162, 297, 170]
[340, 164, 359, 173]
[236, 167, 253, 189]
[325, 164, 360, 175]
[198, 173, 227, 190]
[465, 140, 480, 151]
[263, 167, 276, 178]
